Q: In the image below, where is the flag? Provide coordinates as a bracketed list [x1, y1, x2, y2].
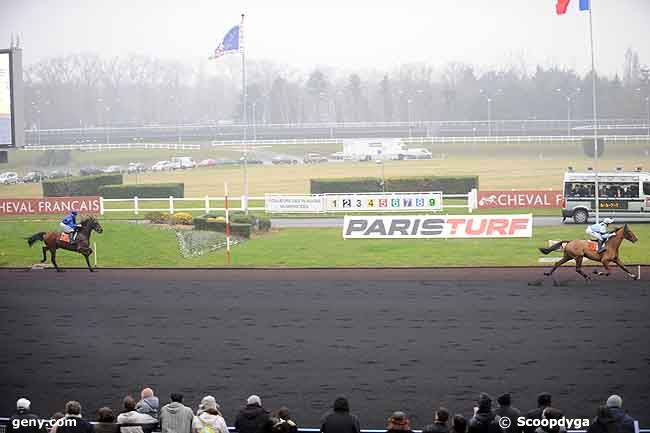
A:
[556, 0, 590, 15]
[209, 24, 240, 59]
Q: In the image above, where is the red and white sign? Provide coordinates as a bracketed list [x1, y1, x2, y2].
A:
[343, 214, 533, 239]
[0, 196, 101, 215]
[478, 190, 564, 209]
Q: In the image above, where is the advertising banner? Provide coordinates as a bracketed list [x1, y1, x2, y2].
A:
[478, 190, 564, 209]
[0, 196, 101, 215]
[343, 214, 533, 239]
[265, 195, 325, 213]
[326, 192, 443, 212]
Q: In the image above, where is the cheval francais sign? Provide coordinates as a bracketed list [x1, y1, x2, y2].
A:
[0, 197, 101, 215]
[478, 190, 564, 209]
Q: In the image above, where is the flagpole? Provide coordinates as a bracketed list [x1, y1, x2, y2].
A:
[588, 3, 600, 223]
[240, 13, 249, 215]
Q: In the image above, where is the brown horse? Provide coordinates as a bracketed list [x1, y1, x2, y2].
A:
[26, 216, 103, 272]
[539, 224, 639, 282]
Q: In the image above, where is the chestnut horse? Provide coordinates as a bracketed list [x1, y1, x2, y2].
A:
[539, 224, 639, 282]
[26, 216, 103, 272]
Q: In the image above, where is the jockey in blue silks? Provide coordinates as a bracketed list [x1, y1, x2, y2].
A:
[585, 217, 614, 253]
[60, 210, 82, 243]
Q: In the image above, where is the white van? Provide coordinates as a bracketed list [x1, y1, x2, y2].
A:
[562, 170, 650, 223]
[171, 156, 196, 169]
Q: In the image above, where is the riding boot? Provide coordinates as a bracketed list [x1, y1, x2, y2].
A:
[597, 240, 606, 254]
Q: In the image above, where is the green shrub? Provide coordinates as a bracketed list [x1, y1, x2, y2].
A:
[42, 174, 123, 197]
[98, 183, 184, 199]
[193, 216, 252, 238]
[310, 176, 478, 194]
[202, 211, 271, 232]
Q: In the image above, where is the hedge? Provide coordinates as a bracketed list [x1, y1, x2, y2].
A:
[98, 183, 185, 198]
[42, 174, 123, 197]
[310, 176, 479, 194]
[194, 217, 252, 238]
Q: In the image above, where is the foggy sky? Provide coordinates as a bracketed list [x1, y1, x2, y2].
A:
[1, 0, 649, 76]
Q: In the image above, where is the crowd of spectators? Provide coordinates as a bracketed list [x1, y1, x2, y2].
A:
[5, 390, 639, 433]
[566, 182, 640, 199]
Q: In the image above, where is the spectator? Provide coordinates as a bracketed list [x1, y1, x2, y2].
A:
[235, 395, 273, 433]
[605, 395, 635, 433]
[535, 408, 565, 433]
[8, 398, 47, 433]
[524, 393, 552, 433]
[160, 393, 194, 433]
[320, 396, 360, 433]
[451, 415, 467, 433]
[468, 393, 500, 433]
[270, 407, 298, 433]
[422, 408, 450, 433]
[193, 396, 228, 433]
[586, 406, 617, 433]
[95, 408, 119, 433]
[137, 388, 160, 420]
[117, 396, 158, 433]
[51, 401, 94, 433]
[385, 411, 413, 433]
[495, 394, 521, 433]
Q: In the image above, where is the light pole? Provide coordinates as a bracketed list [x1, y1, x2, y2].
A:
[252, 102, 257, 140]
[407, 98, 413, 138]
[646, 96, 650, 137]
[479, 89, 502, 136]
[555, 88, 581, 136]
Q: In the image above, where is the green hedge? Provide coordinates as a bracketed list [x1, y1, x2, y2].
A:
[310, 176, 479, 194]
[193, 217, 252, 238]
[98, 183, 185, 198]
[42, 174, 123, 197]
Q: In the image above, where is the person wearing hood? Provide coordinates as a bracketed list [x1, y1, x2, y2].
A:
[422, 408, 450, 433]
[587, 406, 618, 433]
[468, 393, 501, 433]
[116, 396, 158, 433]
[137, 388, 160, 420]
[8, 398, 47, 433]
[603, 395, 635, 433]
[234, 395, 273, 433]
[320, 396, 360, 433]
[193, 396, 228, 433]
[385, 411, 413, 433]
[160, 393, 194, 433]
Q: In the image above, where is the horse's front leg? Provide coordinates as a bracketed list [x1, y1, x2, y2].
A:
[594, 259, 612, 277]
[83, 249, 94, 272]
[614, 258, 637, 279]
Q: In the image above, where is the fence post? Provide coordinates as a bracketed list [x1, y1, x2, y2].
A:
[169, 196, 174, 214]
[205, 196, 210, 214]
[99, 197, 105, 215]
[134, 196, 139, 216]
[468, 188, 478, 213]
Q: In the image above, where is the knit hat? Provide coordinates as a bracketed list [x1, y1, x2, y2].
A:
[17, 398, 31, 410]
[606, 395, 622, 408]
[247, 395, 262, 406]
[200, 396, 220, 411]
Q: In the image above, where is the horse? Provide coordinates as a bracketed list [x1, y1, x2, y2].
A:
[539, 224, 639, 282]
[26, 216, 103, 272]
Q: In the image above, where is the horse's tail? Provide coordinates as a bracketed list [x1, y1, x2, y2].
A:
[26, 232, 46, 247]
[538, 241, 568, 255]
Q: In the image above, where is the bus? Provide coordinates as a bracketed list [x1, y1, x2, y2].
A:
[562, 170, 650, 223]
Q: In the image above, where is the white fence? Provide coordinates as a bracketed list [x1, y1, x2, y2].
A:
[99, 191, 477, 215]
[402, 134, 650, 145]
[212, 138, 344, 146]
[21, 143, 201, 151]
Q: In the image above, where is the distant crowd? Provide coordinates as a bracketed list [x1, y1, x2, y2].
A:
[5, 389, 639, 433]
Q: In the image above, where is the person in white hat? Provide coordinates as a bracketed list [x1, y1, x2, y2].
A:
[9, 398, 46, 433]
[585, 218, 615, 253]
[604, 395, 635, 433]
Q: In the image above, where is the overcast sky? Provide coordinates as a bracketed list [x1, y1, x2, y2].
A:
[1, 0, 649, 76]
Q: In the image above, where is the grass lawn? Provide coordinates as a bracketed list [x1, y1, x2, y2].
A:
[1, 221, 647, 268]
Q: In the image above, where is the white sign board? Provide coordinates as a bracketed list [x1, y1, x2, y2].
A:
[265, 195, 325, 213]
[343, 214, 533, 239]
[325, 192, 443, 213]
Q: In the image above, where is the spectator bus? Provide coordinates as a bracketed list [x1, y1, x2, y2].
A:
[562, 170, 650, 223]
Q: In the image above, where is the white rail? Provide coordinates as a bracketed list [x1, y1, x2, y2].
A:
[20, 143, 201, 151]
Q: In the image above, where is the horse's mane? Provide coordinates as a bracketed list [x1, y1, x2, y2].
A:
[81, 216, 96, 224]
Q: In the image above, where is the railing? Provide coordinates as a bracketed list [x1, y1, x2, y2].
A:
[212, 138, 344, 146]
[20, 143, 201, 151]
[402, 135, 650, 144]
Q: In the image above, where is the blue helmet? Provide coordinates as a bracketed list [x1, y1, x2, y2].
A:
[71, 210, 78, 215]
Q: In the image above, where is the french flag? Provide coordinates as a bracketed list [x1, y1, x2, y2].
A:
[556, 0, 590, 15]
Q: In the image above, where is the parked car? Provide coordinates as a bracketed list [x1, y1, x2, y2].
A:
[171, 156, 196, 169]
[197, 158, 218, 167]
[0, 171, 19, 184]
[271, 155, 299, 165]
[151, 160, 174, 171]
[103, 165, 123, 174]
[79, 166, 103, 176]
[22, 171, 47, 183]
[48, 170, 69, 179]
[241, 157, 263, 165]
[127, 162, 146, 173]
[303, 153, 328, 164]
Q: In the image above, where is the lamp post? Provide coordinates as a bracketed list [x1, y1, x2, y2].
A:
[407, 98, 413, 138]
[479, 89, 502, 136]
[555, 88, 581, 136]
[252, 102, 257, 140]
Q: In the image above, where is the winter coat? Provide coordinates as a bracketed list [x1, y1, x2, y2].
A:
[53, 416, 95, 433]
[422, 422, 450, 433]
[137, 397, 160, 420]
[8, 410, 47, 433]
[159, 402, 194, 433]
[320, 411, 360, 433]
[468, 411, 501, 433]
[193, 412, 229, 433]
[496, 406, 522, 433]
[234, 404, 273, 433]
[609, 408, 635, 433]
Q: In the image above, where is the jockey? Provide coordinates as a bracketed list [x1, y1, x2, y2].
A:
[60, 210, 82, 243]
[586, 217, 614, 253]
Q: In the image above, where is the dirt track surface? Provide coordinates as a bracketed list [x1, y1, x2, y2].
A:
[1, 268, 649, 426]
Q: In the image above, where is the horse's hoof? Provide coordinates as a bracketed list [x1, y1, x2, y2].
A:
[544, 272, 551, 276]
[630, 274, 638, 280]
[592, 270, 599, 274]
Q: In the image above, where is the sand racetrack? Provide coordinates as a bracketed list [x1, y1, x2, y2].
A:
[1, 268, 649, 426]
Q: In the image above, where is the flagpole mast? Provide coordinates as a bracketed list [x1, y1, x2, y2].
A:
[588, 3, 600, 223]
[240, 13, 249, 214]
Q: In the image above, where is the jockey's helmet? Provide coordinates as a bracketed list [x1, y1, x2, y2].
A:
[603, 218, 614, 224]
